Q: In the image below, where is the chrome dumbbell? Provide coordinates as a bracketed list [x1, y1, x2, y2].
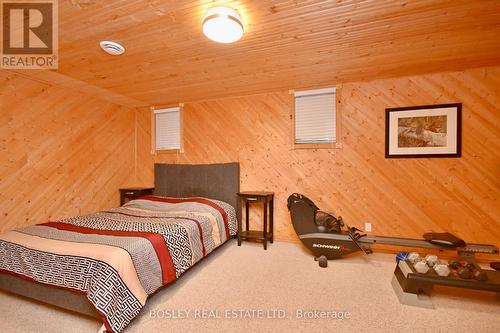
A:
[407, 252, 420, 264]
[433, 261, 450, 277]
[425, 254, 439, 267]
[414, 260, 430, 274]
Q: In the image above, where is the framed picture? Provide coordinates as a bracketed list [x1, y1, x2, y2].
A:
[385, 103, 461, 158]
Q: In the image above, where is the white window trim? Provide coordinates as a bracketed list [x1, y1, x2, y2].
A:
[291, 86, 342, 149]
[294, 87, 336, 97]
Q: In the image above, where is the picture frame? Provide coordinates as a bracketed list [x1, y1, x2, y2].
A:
[385, 103, 462, 158]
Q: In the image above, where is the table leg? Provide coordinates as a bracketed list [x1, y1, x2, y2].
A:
[270, 198, 274, 243]
[238, 201, 242, 246]
[237, 224, 242, 246]
[263, 201, 268, 250]
[245, 201, 249, 232]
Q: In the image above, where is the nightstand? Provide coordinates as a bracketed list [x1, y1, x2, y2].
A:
[237, 191, 274, 250]
[119, 187, 155, 206]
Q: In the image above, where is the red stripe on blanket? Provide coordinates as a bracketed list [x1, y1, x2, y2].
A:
[40, 222, 176, 285]
[138, 196, 230, 239]
[102, 211, 207, 257]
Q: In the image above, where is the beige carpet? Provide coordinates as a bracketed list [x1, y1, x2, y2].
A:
[0, 241, 499, 333]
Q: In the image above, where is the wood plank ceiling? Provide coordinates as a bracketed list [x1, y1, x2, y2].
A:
[13, 0, 500, 106]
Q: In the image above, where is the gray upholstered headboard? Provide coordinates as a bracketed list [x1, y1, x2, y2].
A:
[154, 163, 241, 222]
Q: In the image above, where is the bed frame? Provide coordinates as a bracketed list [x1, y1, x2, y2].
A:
[0, 162, 240, 319]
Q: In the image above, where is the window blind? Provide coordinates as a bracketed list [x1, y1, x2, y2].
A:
[294, 88, 336, 144]
[154, 107, 181, 150]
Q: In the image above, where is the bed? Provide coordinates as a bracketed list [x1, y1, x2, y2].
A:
[0, 163, 240, 333]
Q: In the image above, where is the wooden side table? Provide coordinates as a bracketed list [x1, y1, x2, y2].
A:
[237, 191, 274, 250]
[119, 187, 155, 206]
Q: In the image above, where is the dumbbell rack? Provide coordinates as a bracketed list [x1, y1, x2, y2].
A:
[392, 260, 500, 309]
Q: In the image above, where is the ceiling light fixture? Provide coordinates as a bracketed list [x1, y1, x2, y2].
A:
[202, 6, 243, 43]
[99, 40, 125, 55]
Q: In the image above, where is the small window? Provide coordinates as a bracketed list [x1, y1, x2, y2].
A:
[154, 107, 181, 151]
[294, 87, 336, 146]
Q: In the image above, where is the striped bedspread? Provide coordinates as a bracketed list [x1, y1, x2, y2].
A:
[0, 196, 237, 333]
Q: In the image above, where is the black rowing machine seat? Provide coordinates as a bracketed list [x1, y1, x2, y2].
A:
[422, 232, 466, 248]
[287, 193, 343, 234]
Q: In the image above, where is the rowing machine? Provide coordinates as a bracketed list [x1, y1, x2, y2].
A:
[287, 193, 498, 265]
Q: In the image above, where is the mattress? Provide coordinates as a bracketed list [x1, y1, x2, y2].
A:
[0, 196, 237, 333]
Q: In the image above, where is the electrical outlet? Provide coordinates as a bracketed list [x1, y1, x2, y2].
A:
[364, 222, 372, 232]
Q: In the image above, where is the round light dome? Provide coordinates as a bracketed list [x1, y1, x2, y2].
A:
[202, 7, 243, 43]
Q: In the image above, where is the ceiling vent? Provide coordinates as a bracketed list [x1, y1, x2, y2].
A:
[99, 41, 125, 56]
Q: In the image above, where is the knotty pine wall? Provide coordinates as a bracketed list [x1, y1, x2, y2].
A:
[0, 72, 138, 232]
[140, 66, 499, 245]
